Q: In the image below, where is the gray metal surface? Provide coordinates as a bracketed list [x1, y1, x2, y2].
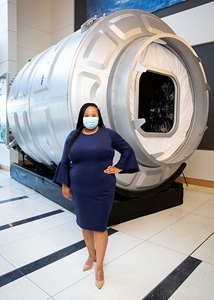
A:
[7, 10, 209, 191]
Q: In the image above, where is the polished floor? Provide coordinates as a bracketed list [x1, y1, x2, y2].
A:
[0, 168, 213, 300]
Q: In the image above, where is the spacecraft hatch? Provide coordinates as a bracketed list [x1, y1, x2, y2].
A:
[7, 9, 209, 192]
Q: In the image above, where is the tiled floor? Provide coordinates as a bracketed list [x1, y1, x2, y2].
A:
[0, 168, 213, 300]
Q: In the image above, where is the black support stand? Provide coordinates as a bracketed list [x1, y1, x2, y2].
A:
[10, 163, 183, 227]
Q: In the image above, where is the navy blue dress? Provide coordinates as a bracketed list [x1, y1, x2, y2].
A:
[53, 127, 139, 231]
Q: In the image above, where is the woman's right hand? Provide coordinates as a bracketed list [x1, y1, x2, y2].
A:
[62, 184, 72, 200]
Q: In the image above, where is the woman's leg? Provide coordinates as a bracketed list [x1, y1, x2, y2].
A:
[82, 229, 96, 265]
[94, 230, 108, 283]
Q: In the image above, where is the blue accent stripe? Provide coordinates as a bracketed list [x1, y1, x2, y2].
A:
[0, 209, 64, 231]
[0, 196, 29, 204]
[142, 256, 202, 300]
[0, 228, 117, 287]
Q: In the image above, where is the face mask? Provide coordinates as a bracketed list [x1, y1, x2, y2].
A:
[83, 117, 99, 129]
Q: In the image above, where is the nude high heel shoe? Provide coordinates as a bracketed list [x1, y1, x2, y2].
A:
[95, 268, 104, 289]
[95, 279, 104, 289]
[83, 262, 93, 271]
[83, 257, 96, 271]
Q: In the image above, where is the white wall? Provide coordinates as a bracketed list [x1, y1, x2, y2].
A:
[16, 0, 75, 71]
[0, 0, 9, 76]
[0, 0, 18, 168]
[0, 0, 17, 77]
[162, 2, 214, 46]
[17, 0, 51, 70]
[183, 150, 214, 181]
[51, 0, 74, 45]
[162, 2, 214, 182]
[17, 0, 74, 70]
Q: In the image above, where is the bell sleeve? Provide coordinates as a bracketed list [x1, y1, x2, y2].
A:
[53, 131, 74, 186]
[107, 128, 140, 174]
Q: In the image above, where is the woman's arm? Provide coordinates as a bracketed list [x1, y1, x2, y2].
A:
[104, 166, 122, 174]
[62, 183, 72, 200]
[53, 131, 75, 186]
[106, 129, 139, 173]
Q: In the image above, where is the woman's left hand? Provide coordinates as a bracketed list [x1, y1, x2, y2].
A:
[104, 166, 122, 174]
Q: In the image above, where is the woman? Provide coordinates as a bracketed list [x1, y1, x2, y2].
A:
[53, 103, 139, 289]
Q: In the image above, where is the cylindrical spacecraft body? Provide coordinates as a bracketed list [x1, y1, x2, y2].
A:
[7, 10, 209, 192]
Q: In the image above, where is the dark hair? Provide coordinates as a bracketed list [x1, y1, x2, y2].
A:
[66, 103, 105, 157]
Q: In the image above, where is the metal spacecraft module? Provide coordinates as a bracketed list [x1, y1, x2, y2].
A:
[7, 10, 209, 192]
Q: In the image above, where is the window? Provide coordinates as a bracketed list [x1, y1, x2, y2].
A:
[138, 70, 177, 135]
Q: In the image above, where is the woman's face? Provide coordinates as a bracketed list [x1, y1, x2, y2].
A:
[83, 106, 99, 119]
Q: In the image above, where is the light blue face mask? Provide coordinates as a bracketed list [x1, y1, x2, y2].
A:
[83, 117, 99, 129]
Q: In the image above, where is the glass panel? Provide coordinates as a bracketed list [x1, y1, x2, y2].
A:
[138, 71, 175, 134]
[0, 73, 8, 144]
